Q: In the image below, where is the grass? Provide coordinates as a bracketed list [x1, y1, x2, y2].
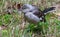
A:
[0, 13, 60, 37]
[0, 0, 60, 37]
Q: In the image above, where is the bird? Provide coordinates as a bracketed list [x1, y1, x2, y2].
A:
[18, 4, 55, 24]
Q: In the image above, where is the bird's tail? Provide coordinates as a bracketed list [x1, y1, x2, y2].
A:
[42, 7, 55, 14]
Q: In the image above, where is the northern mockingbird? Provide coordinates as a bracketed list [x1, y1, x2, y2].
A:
[19, 4, 55, 24]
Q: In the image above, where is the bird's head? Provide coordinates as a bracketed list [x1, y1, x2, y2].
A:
[19, 4, 39, 14]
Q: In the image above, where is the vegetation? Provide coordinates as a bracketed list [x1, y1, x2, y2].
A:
[0, 0, 60, 37]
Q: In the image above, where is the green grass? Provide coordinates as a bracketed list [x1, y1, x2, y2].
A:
[0, 13, 60, 37]
[0, 0, 60, 37]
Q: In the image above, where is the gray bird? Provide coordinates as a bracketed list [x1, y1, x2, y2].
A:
[19, 4, 55, 24]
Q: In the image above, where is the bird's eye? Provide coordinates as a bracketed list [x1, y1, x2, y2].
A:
[22, 7, 26, 9]
[22, 5, 28, 9]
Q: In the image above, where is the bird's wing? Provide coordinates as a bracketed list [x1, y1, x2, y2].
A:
[25, 13, 40, 22]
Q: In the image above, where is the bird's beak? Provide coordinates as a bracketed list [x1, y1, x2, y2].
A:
[17, 7, 22, 11]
